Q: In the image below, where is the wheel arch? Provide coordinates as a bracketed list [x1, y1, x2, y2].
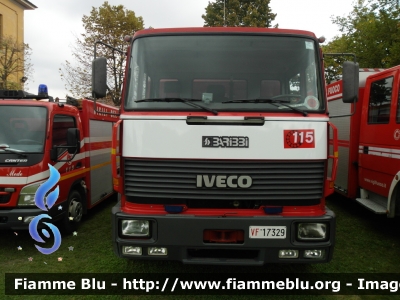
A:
[387, 171, 400, 218]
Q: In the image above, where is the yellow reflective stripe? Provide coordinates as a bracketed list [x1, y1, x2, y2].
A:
[59, 168, 88, 182]
[91, 161, 111, 171]
[59, 161, 111, 182]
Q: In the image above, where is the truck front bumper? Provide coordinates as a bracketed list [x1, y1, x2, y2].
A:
[0, 207, 66, 230]
[0, 207, 45, 230]
[112, 203, 336, 266]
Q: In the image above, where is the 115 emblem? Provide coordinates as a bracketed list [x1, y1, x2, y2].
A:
[284, 130, 315, 148]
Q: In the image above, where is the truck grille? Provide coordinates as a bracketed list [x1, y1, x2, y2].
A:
[124, 159, 325, 207]
[0, 194, 11, 204]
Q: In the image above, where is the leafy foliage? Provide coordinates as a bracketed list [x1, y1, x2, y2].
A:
[323, 0, 400, 82]
[0, 35, 33, 90]
[60, 1, 144, 105]
[202, 0, 277, 27]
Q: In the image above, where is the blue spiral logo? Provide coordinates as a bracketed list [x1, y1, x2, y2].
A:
[29, 164, 62, 255]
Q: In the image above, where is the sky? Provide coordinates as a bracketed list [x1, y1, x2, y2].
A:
[24, 0, 355, 99]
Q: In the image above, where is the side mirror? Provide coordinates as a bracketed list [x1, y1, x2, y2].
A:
[342, 61, 359, 103]
[92, 57, 107, 98]
[67, 128, 80, 154]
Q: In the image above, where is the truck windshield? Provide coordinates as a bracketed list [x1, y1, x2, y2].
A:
[0, 106, 47, 153]
[125, 34, 323, 113]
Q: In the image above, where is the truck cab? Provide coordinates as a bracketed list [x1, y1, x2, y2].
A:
[327, 66, 400, 217]
[358, 67, 400, 215]
[0, 90, 117, 231]
[93, 27, 358, 265]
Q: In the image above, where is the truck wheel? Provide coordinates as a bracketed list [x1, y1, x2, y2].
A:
[60, 190, 83, 234]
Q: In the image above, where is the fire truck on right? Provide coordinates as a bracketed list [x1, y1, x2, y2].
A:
[327, 66, 400, 216]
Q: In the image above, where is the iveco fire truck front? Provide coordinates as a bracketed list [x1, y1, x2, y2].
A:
[92, 27, 358, 265]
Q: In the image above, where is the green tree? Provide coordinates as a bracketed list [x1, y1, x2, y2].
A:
[323, 0, 400, 81]
[202, 0, 277, 27]
[323, 40, 353, 83]
[0, 35, 33, 90]
[60, 1, 144, 105]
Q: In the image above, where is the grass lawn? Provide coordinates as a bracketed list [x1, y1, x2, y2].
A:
[1, 193, 400, 299]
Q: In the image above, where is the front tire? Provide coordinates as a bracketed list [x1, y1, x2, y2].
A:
[60, 190, 83, 234]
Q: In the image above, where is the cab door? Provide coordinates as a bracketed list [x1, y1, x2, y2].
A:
[358, 69, 400, 198]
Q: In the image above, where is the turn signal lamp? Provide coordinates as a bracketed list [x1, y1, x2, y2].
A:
[122, 246, 142, 256]
[148, 247, 168, 256]
[304, 249, 325, 259]
[279, 250, 298, 259]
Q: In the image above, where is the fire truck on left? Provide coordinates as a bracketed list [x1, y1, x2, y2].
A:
[0, 86, 118, 232]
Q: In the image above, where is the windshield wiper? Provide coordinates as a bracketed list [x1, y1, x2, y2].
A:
[135, 98, 218, 115]
[0, 144, 27, 157]
[222, 98, 308, 116]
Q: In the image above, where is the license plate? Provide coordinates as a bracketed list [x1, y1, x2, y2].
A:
[249, 226, 286, 239]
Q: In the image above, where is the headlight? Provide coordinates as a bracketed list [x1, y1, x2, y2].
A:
[18, 180, 46, 206]
[297, 223, 327, 241]
[121, 220, 150, 237]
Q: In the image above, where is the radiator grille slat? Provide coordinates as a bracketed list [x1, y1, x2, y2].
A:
[124, 159, 325, 205]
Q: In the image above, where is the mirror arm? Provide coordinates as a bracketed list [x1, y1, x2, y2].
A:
[329, 103, 357, 118]
[323, 53, 357, 64]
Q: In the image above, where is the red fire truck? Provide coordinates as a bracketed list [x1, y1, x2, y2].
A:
[92, 27, 358, 264]
[327, 66, 400, 216]
[0, 89, 118, 232]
